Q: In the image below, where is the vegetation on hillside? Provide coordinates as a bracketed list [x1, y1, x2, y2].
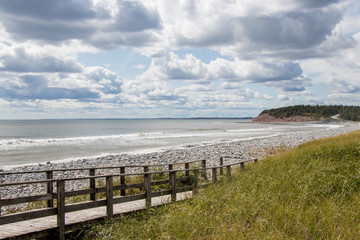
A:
[81, 130, 360, 239]
[260, 105, 360, 121]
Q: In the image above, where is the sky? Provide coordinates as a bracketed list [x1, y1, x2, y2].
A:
[0, 0, 359, 119]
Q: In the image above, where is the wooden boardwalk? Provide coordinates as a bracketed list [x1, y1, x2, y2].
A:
[0, 192, 192, 240]
[0, 158, 257, 239]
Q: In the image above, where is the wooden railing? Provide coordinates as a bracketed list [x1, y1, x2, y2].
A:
[0, 157, 258, 240]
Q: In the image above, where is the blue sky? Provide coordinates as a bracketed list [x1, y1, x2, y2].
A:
[0, 0, 359, 119]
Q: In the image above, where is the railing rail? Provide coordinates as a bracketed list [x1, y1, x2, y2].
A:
[0, 159, 203, 176]
[0, 157, 258, 240]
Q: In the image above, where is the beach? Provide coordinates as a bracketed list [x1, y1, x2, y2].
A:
[1, 120, 359, 204]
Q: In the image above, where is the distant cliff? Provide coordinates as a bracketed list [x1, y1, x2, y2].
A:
[253, 105, 360, 123]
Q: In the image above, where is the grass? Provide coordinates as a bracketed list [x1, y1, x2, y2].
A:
[81, 130, 360, 239]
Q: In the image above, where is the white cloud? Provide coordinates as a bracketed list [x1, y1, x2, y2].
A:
[0, 46, 83, 73]
[0, 0, 358, 118]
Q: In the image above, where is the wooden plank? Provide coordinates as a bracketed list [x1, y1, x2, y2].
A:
[122, 182, 144, 190]
[57, 180, 65, 240]
[151, 190, 172, 198]
[0, 193, 54, 206]
[168, 164, 173, 180]
[185, 162, 190, 177]
[193, 169, 198, 195]
[0, 179, 52, 187]
[0, 208, 56, 225]
[227, 165, 231, 176]
[144, 172, 151, 208]
[63, 182, 145, 198]
[212, 168, 217, 183]
[151, 179, 170, 186]
[65, 187, 102, 198]
[0, 159, 204, 177]
[113, 194, 145, 204]
[170, 171, 177, 203]
[120, 167, 126, 196]
[219, 157, 224, 175]
[106, 176, 113, 218]
[89, 168, 96, 201]
[46, 171, 54, 208]
[202, 160, 207, 180]
[65, 200, 106, 213]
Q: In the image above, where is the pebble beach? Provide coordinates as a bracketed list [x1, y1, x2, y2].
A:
[1, 121, 359, 213]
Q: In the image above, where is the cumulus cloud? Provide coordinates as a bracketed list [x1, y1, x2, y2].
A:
[166, 53, 207, 80]
[0, 0, 161, 49]
[0, 0, 97, 21]
[137, 50, 311, 94]
[0, 0, 98, 42]
[84, 67, 122, 94]
[114, 1, 161, 32]
[157, 0, 352, 60]
[0, 65, 123, 102]
[0, 47, 83, 73]
[0, 74, 99, 100]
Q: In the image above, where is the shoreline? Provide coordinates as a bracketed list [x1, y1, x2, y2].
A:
[1, 121, 359, 214]
[1, 121, 359, 173]
[1, 121, 359, 174]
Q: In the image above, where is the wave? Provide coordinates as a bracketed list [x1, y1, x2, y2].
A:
[0, 130, 221, 150]
[227, 127, 273, 133]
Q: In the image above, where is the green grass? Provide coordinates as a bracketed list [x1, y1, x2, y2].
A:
[82, 130, 360, 239]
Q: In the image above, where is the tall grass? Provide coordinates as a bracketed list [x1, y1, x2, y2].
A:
[83, 130, 360, 239]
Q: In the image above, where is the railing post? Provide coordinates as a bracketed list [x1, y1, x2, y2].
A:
[120, 167, 126, 196]
[170, 171, 177, 203]
[201, 160, 207, 180]
[46, 171, 54, 208]
[168, 164, 173, 179]
[212, 168, 217, 183]
[89, 169, 96, 201]
[193, 169, 198, 195]
[57, 180, 65, 240]
[144, 170, 152, 208]
[106, 176, 113, 218]
[219, 157, 224, 175]
[185, 162, 190, 177]
[240, 162, 245, 170]
[226, 165, 231, 176]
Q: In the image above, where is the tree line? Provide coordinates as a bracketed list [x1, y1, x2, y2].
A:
[260, 105, 360, 121]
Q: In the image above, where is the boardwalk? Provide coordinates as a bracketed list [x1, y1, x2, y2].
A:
[0, 158, 257, 239]
[0, 192, 191, 240]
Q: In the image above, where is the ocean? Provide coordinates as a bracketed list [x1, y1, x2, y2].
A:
[0, 119, 338, 167]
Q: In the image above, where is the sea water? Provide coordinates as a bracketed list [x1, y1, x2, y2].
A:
[0, 119, 339, 167]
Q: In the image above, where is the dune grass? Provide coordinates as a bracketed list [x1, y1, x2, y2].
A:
[82, 130, 360, 239]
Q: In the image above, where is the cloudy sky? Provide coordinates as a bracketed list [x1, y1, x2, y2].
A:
[0, 0, 359, 119]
